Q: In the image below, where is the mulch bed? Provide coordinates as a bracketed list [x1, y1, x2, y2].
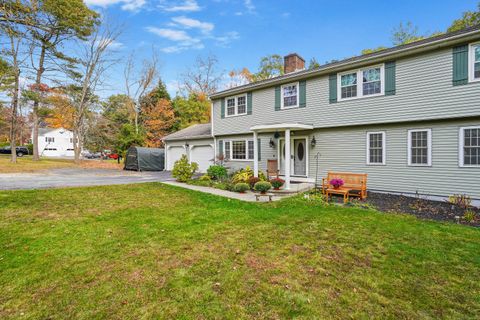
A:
[327, 191, 480, 227]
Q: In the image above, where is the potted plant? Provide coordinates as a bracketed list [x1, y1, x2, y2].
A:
[330, 178, 344, 189]
[270, 178, 285, 190]
[254, 181, 272, 194]
[234, 182, 250, 193]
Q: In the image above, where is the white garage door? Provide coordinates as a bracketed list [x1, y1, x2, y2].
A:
[190, 145, 213, 173]
[167, 146, 186, 170]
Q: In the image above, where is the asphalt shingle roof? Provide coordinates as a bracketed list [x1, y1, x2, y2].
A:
[163, 123, 212, 141]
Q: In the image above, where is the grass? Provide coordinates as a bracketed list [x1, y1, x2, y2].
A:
[0, 183, 479, 319]
[0, 155, 122, 173]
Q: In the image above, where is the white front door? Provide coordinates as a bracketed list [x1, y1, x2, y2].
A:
[279, 138, 307, 176]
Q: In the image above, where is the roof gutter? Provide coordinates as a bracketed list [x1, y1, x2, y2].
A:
[210, 28, 480, 99]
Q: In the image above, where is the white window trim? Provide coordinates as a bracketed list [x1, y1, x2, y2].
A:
[224, 94, 248, 118]
[224, 139, 254, 161]
[280, 82, 300, 109]
[338, 64, 385, 102]
[468, 42, 480, 83]
[459, 125, 480, 167]
[366, 131, 386, 165]
[407, 129, 432, 167]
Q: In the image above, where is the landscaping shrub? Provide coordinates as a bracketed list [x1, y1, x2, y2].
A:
[234, 182, 249, 193]
[464, 210, 477, 222]
[215, 181, 235, 191]
[207, 165, 227, 180]
[248, 177, 261, 190]
[232, 166, 254, 184]
[448, 194, 472, 209]
[270, 178, 285, 190]
[254, 181, 272, 193]
[199, 174, 212, 181]
[172, 155, 199, 182]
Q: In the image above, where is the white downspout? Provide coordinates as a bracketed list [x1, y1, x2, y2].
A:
[253, 131, 258, 177]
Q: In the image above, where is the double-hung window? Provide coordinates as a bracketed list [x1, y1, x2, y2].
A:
[469, 43, 480, 82]
[338, 65, 384, 101]
[459, 126, 480, 167]
[281, 83, 298, 109]
[225, 94, 247, 117]
[408, 129, 432, 166]
[366, 131, 386, 165]
[224, 140, 254, 160]
[45, 137, 55, 143]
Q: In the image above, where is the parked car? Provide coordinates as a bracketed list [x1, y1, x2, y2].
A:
[0, 146, 29, 157]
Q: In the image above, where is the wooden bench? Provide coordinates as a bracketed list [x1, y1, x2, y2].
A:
[255, 193, 275, 202]
[322, 172, 368, 203]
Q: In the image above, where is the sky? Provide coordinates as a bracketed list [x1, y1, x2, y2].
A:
[82, 0, 479, 97]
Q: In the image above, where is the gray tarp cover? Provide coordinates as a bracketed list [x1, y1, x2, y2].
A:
[124, 146, 164, 171]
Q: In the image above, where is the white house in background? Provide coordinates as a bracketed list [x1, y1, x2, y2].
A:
[35, 127, 74, 158]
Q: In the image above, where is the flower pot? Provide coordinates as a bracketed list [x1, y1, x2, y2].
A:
[261, 191, 267, 195]
[274, 187, 280, 191]
[333, 185, 340, 189]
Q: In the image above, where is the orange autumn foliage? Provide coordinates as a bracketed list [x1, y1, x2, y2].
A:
[142, 98, 175, 148]
[45, 92, 74, 130]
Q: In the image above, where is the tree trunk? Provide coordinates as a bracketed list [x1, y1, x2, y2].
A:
[73, 129, 81, 164]
[9, 65, 20, 164]
[32, 44, 46, 161]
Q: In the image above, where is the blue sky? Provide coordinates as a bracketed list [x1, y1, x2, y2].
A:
[83, 0, 479, 97]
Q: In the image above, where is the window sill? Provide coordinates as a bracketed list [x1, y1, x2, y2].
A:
[459, 165, 480, 168]
[280, 105, 299, 110]
[338, 93, 385, 102]
[225, 113, 248, 118]
[366, 163, 386, 166]
[226, 159, 254, 162]
[407, 164, 432, 167]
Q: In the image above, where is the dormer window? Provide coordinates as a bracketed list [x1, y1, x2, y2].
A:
[338, 64, 385, 101]
[281, 82, 299, 109]
[469, 43, 480, 82]
[225, 94, 247, 117]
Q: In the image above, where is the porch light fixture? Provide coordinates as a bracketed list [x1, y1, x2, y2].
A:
[273, 132, 280, 139]
[311, 136, 316, 148]
[269, 138, 275, 148]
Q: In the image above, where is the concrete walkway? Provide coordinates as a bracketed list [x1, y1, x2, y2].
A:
[163, 181, 301, 202]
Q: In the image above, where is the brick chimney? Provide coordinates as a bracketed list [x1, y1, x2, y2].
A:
[284, 53, 305, 74]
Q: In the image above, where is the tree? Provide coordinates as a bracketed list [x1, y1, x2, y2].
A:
[140, 80, 175, 147]
[448, 3, 480, 32]
[44, 88, 75, 130]
[68, 25, 121, 163]
[124, 51, 159, 134]
[25, 0, 99, 161]
[172, 93, 210, 130]
[115, 123, 144, 156]
[391, 22, 425, 46]
[361, 46, 388, 55]
[252, 54, 284, 81]
[0, 4, 26, 163]
[182, 54, 222, 95]
[307, 58, 321, 70]
[227, 68, 253, 88]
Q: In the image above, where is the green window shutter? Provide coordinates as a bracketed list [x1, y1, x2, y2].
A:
[218, 140, 223, 156]
[274, 86, 281, 111]
[247, 92, 252, 115]
[299, 80, 306, 108]
[385, 61, 396, 95]
[220, 99, 225, 118]
[453, 45, 468, 86]
[329, 74, 337, 103]
[257, 138, 261, 161]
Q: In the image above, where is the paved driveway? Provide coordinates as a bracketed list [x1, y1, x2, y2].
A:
[0, 168, 174, 190]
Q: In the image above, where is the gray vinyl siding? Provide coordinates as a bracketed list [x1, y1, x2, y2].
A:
[308, 118, 480, 199]
[213, 47, 480, 136]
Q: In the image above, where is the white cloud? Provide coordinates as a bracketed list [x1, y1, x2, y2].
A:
[146, 27, 204, 53]
[159, 0, 201, 12]
[171, 16, 214, 34]
[244, 0, 255, 13]
[211, 31, 240, 47]
[85, 0, 146, 11]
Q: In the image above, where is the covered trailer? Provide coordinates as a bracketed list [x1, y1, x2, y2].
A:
[124, 146, 164, 171]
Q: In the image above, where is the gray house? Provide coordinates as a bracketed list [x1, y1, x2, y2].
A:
[164, 25, 480, 200]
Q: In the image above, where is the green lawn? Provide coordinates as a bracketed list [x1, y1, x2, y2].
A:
[1, 183, 479, 319]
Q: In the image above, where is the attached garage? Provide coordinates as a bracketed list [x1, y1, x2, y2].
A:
[166, 146, 186, 170]
[190, 145, 214, 172]
[163, 123, 214, 173]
